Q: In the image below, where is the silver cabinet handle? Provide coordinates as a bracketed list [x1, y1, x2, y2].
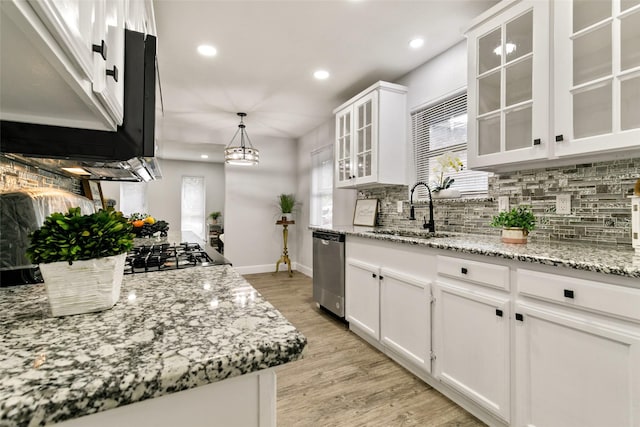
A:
[321, 240, 330, 245]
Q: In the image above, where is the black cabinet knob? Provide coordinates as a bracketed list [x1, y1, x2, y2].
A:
[564, 289, 574, 299]
[461, 267, 468, 275]
[555, 134, 564, 142]
[92, 40, 107, 61]
[106, 65, 118, 82]
[496, 309, 503, 317]
[379, 276, 384, 280]
[372, 273, 377, 278]
[515, 313, 524, 321]
[533, 138, 541, 145]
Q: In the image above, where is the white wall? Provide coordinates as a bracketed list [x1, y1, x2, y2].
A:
[224, 135, 298, 273]
[100, 159, 225, 240]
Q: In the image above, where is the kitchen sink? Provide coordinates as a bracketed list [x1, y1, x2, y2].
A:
[368, 229, 450, 239]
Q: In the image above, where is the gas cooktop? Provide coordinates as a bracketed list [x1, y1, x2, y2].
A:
[124, 242, 229, 275]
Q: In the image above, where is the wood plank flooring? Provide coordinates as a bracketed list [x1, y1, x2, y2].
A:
[243, 271, 486, 427]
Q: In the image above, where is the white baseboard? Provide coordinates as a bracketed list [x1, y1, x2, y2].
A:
[296, 263, 312, 278]
[233, 262, 312, 278]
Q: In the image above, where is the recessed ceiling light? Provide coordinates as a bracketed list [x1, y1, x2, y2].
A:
[409, 38, 424, 49]
[200, 154, 209, 159]
[314, 70, 330, 80]
[197, 45, 217, 57]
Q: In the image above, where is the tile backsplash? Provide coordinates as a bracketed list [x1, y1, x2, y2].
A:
[0, 155, 80, 194]
[361, 158, 640, 246]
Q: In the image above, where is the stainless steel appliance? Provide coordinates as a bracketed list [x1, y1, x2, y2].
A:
[312, 230, 345, 318]
[124, 242, 230, 274]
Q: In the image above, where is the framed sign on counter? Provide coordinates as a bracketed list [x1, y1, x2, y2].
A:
[353, 199, 378, 226]
[82, 180, 105, 211]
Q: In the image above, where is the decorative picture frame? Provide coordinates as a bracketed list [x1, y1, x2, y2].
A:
[353, 199, 378, 226]
[82, 179, 105, 211]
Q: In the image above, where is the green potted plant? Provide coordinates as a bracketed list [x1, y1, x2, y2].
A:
[278, 193, 297, 221]
[490, 205, 536, 244]
[209, 211, 222, 225]
[26, 207, 134, 316]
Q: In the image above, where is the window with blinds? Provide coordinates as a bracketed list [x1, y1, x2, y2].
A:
[412, 92, 489, 199]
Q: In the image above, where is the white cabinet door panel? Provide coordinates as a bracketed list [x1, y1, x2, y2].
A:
[433, 281, 510, 421]
[515, 302, 640, 427]
[345, 259, 380, 341]
[380, 268, 431, 373]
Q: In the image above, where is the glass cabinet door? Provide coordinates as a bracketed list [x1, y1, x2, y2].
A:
[354, 97, 373, 179]
[335, 109, 352, 184]
[476, 9, 535, 156]
[555, 0, 640, 156]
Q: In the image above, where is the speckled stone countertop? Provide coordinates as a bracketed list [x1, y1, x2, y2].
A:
[0, 265, 307, 427]
[311, 226, 640, 279]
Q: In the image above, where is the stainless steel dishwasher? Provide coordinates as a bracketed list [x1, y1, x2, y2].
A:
[312, 231, 345, 318]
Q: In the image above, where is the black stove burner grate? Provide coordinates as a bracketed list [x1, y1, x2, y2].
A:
[124, 242, 214, 274]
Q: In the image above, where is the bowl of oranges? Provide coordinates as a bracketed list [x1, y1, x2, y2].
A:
[128, 213, 169, 237]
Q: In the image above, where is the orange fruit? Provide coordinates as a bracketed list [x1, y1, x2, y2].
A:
[132, 220, 145, 227]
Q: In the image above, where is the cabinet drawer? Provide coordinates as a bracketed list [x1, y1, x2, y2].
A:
[437, 255, 510, 291]
[517, 269, 640, 322]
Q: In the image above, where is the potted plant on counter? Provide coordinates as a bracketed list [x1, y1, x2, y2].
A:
[26, 207, 134, 316]
[490, 205, 536, 244]
[278, 193, 297, 221]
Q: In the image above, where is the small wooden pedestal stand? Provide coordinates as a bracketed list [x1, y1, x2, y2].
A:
[275, 219, 295, 277]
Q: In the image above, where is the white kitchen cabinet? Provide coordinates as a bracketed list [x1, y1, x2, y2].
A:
[333, 81, 407, 188]
[28, 0, 125, 126]
[467, 0, 550, 171]
[125, 0, 157, 35]
[553, 0, 640, 159]
[380, 268, 431, 373]
[345, 258, 380, 341]
[515, 268, 640, 427]
[433, 258, 511, 422]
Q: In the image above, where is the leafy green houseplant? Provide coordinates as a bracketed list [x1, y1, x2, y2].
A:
[278, 194, 298, 220]
[490, 205, 536, 244]
[27, 207, 133, 316]
[209, 211, 222, 224]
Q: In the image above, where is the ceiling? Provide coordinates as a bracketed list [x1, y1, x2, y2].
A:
[153, 0, 498, 163]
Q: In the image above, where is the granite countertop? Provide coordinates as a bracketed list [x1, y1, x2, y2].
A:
[311, 226, 640, 279]
[0, 265, 307, 427]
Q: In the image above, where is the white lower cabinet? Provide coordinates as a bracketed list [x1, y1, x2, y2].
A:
[380, 268, 431, 373]
[345, 259, 380, 341]
[345, 237, 640, 426]
[433, 280, 511, 422]
[515, 269, 640, 427]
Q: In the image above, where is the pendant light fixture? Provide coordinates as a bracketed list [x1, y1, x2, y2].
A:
[224, 112, 259, 166]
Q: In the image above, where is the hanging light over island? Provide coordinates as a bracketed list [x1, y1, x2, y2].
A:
[224, 112, 260, 166]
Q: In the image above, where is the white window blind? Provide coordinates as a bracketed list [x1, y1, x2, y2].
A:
[310, 145, 333, 227]
[412, 92, 488, 199]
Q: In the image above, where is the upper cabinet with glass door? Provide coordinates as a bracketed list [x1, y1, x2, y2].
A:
[333, 81, 408, 188]
[466, 0, 550, 171]
[554, 0, 640, 158]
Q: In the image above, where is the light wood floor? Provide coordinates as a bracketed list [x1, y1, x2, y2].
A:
[244, 271, 486, 427]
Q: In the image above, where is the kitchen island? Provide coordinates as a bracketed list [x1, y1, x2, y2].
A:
[0, 265, 307, 427]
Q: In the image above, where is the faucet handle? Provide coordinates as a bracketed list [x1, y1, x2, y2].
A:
[423, 216, 428, 229]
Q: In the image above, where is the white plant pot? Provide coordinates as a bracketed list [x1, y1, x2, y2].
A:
[432, 189, 461, 199]
[38, 253, 126, 317]
[501, 228, 528, 244]
[282, 213, 293, 221]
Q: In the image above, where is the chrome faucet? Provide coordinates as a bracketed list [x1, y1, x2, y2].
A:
[409, 181, 435, 233]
